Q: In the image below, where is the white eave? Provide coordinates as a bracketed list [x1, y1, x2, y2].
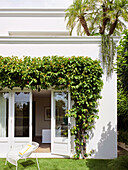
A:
[0, 36, 120, 44]
[9, 31, 70, 37]
[0, 8, 66, 17]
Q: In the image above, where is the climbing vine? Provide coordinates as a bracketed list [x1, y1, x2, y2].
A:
[0, 55, 103, 158]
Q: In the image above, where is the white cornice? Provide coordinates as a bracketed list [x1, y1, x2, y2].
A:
[0, 8, 66, 17]
[0, 36, 120, 44]
[9, 31, 70, 36]
[0, 8, 66, 11]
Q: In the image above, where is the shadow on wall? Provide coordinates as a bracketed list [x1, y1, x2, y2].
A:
[92, 122, 117, 159]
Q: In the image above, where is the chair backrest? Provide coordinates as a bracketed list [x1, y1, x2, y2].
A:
[32, 142, 39, 150]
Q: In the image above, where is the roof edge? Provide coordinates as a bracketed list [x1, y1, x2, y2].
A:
[0, 8, 66, 17]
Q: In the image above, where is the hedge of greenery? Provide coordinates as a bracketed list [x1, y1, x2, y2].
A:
[118, 130, 128, 145]
[117, 29, 128, 95]
[117, 30, 128, 118]
[0, 55, 103, 158]
[117, 30, 128, 143]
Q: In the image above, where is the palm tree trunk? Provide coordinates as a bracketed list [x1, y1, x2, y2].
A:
[109, 12, 119, 35]
[100, 18, 109, 34]
[78, 16, 90, 36]
[109, 19, 118, 35]
[99, 5, 108, 34]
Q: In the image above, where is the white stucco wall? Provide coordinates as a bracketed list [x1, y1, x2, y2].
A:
[0, 8, 118, 159]
[0, 0, 73, 8]
[0, 17, 67, 36]
[0, 39, 117, 159]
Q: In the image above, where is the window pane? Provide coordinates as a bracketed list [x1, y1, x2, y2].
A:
[0, 92, 9, 137]
[54, 92, 68, 137]
[15, 92, 30, 137]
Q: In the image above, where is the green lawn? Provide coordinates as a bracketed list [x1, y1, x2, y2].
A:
[1, 156, 128, 170]
[0, 158, 110, 170]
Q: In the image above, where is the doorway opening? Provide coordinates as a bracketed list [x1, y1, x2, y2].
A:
[32, 90, 51, 153]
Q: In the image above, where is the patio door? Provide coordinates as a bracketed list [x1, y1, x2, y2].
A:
[0, 92, 11, 155]
[12, 90, 32, 149]
[51, 90, 71, 156]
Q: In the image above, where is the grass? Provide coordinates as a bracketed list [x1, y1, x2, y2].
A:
[1, 156, 128, 170]
[0, 158, 111, 170]
[108, 156, 128, 170]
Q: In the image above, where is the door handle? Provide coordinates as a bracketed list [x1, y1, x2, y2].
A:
[68, 122, 71, 128]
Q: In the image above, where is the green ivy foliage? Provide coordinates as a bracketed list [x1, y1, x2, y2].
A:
[0, 55, 103, 158]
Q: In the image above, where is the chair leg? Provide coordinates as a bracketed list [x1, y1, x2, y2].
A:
[5, 158, 7, 165]
[16, 160, 18, 170]
[35, 152, 40, 170]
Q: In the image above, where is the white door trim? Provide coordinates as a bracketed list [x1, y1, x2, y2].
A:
[68, 91, 71, 156]
[29, 90, 32, 143]
[51, 90, 54, 153]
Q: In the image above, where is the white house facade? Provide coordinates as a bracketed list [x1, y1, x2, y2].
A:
[0, 7, 118, 159]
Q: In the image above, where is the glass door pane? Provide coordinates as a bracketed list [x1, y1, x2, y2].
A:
[0, 93, 9, 137]
[14, 92, 30, 137]
[54, 92, 68, 138]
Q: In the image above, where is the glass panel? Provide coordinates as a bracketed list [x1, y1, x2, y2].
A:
[0, 93, 9, 137]
[15, 92, 30, 137]
[54, 92, 68, 137]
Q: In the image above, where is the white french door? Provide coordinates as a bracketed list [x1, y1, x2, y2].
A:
[51, 90, 71, 156]
[0, 90, 32, 156]
[0, 92, 11, 156]
[11, 90, 32, 149]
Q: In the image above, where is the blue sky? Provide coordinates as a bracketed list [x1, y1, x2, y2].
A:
[0, 0, 73, 8]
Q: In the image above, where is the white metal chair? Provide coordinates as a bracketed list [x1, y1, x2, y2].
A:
[5, 142, 40, 170]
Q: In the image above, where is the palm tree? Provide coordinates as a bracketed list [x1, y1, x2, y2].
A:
[65, 0, 128, 77]
[65, 0, 128, 36]
[65, 0, 92, 36]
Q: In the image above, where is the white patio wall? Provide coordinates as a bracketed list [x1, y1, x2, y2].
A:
[0, 8, 118, 159]
[0, 17, 66, 36]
